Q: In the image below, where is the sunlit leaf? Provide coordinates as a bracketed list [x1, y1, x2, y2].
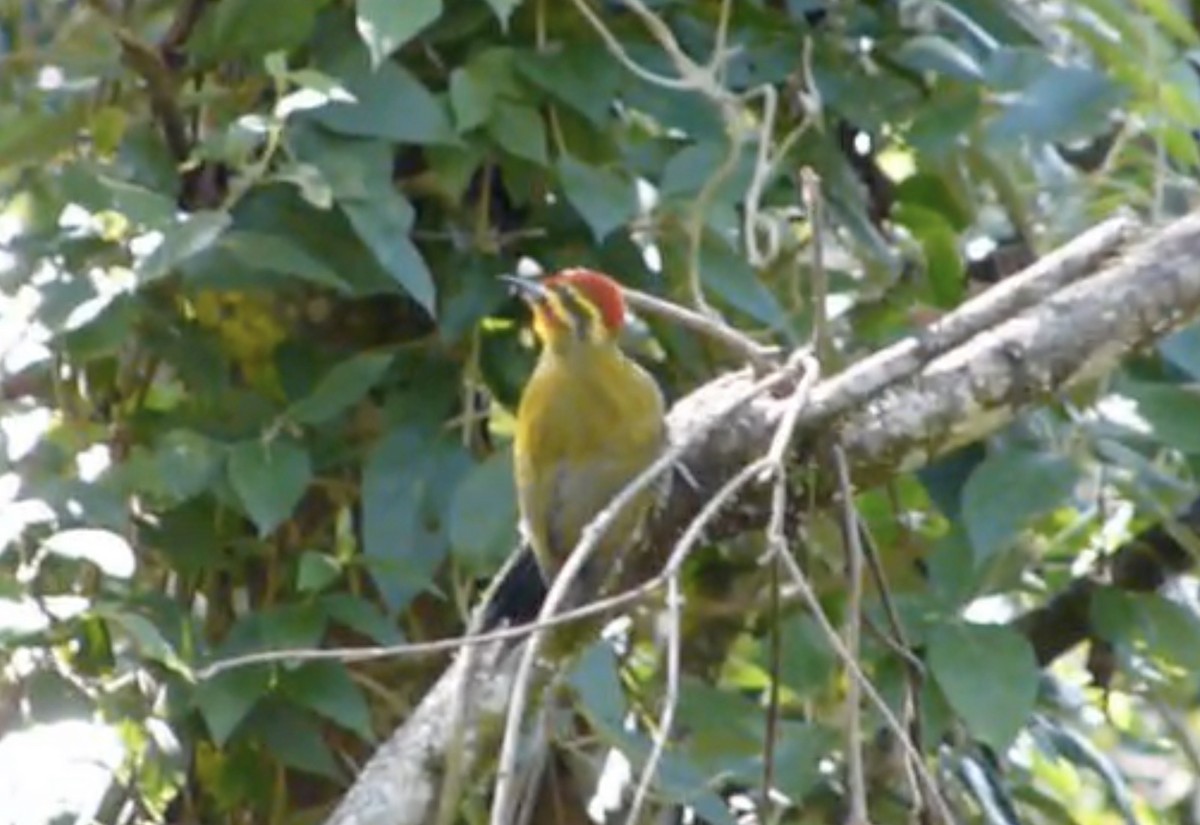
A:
[42, 529, 136, 579]
[138, 212, 232, 285]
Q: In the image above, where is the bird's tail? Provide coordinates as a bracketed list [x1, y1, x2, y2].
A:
[478, 546, 548, 631]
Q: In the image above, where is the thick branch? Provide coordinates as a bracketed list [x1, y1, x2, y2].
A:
[324, 210, 1200, 825]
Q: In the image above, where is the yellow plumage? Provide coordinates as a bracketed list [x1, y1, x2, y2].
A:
[509, 270, 666, 599]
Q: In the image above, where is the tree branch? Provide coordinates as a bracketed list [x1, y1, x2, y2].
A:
[321, 209, 1200, 825]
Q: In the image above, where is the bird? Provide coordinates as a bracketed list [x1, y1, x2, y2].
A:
[498, 268, 667, 613]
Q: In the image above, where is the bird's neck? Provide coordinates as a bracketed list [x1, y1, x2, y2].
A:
[541, 335, 622, 366]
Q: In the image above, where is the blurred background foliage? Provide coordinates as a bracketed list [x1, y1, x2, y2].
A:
[4, 0, 1200, 823]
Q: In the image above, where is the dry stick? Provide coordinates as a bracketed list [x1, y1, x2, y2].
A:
[488, 356, 812, 825]
[623, 287, 781, 369]
[835, 445, 870, 825]
[564, 0, 694, 90]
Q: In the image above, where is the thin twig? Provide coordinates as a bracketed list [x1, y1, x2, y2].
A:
[623, 573, 681, 825]
[565, 0, 696, 90]
[835, 445, 870, 825]
[623, 286, 781, 369]
[800, 168, 834, 366]
[760, 468, 787, 814]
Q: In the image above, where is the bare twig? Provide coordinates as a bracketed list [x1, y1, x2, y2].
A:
[835, 445, 871, 825]
[623, 286, 781, 369]
[623, 573, 681, 825]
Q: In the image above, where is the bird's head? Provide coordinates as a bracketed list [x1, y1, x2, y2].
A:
[503, 269, 627, 352]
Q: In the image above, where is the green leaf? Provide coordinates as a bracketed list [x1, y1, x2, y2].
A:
[774, 615, 836, 696]
[938, 0, 1043, 45]
[188, 0, 317, 62]
[227, 439, 313, 536]
[278, 661, 374, 741]
[362, 427, 471, 610]
[987, 64, 1126, 145]
[251, 701, 342, 778]
[557, 155, 638, 242]
[960, 449, 1078, 561]
[309, 26, 454, 144]
[770, 722, 837, 803]
[1117, 380, 1200, 453]
[195, 666, 272, 745]
[515, 45, 620, 125]
[320, 593, 404, 644]
[893, 172, 973, 231]
[286, 126, 395, 202]
[228, 185, 397, 296]
[569, 644, 628, 729]
[487, 102, 548, 165]
[341, 200, 437, 315]
[60, 164, 177, 229]
[0, 103, 89, 172]
[690, 236, 789, 330]
[287, 351, 394, 425]
[892, 203, 964, 308]
[152, 430, 224, 502]
[284, 125, 436, 311]
[1160, 323, 1200, 379]
[1132, 0, 1200, 45]
[450, 67, 495, 132]
[42, 529, 135, 579]
[660, 142, 756, 200]
[137, 211, 232, 285]
[676, 680, 762, 763]
[297, 551, 342, 593]
[1092, 589, 1200, 672]
[927, 621, 1038, 749]
[98, 608, 190, 675]
[447, 447, 518, 571]
[252, 603, 328, 650]
[356, 0, 443, 67]
[895, 34, 985, 83]
[217, 231, 352, 293]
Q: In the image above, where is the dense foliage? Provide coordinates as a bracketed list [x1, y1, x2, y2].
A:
[4, 0, 1200, 823]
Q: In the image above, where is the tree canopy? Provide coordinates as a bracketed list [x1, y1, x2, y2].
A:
[5, 1, 1200, 824]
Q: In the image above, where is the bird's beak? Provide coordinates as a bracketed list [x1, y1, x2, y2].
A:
[500, 274, 552, 303]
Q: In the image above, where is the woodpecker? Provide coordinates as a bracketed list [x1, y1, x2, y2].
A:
[499, 269, 666, 610]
